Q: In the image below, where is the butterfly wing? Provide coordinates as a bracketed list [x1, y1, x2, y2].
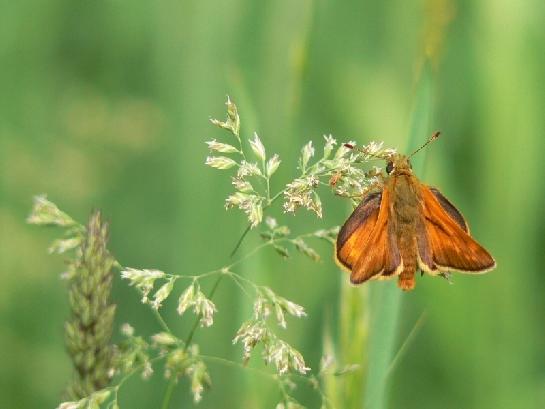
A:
[336, 192, 381, 271]
[336, 188, 402, 284]
[429, 187, 469, 232]
[418, 185, 495, 273]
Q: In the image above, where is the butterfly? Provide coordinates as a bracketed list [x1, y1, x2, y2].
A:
[335, 132, 496, 291]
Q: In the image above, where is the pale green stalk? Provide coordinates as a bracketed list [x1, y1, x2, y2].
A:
[363, 61, 435, 409]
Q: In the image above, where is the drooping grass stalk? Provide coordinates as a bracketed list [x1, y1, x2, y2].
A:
[362, 61, 435, 409]
[64, 211, 117, 399]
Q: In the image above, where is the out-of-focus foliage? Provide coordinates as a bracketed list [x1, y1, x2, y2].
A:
[1, 0, 545, 408]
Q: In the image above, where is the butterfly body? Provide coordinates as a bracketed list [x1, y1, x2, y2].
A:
[336, 152, 496, 291]
[389, 168, 421, 290]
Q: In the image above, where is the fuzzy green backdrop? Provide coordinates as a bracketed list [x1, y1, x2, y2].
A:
[2, 0, 544, 408]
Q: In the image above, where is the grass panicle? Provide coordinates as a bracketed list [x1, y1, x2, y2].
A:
[64, 211, 117, 399]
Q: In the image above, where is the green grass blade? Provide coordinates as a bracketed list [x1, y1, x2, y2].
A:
[363, 60, 435, 409]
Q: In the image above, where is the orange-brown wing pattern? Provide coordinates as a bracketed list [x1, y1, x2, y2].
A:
[336, 188, 401, 284]
[419, 185, 495, 273]
[336, 192, 381, 271]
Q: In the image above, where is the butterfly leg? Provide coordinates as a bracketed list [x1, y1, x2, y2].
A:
[439, 271, 453, 284]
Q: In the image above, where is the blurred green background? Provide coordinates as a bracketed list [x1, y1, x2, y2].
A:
[2, 0, 545, 408]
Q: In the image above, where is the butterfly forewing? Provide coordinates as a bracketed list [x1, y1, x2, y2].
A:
[336, 192, 381, 270]
[419, 185, 496, 273]
[336, 189, 402, 283]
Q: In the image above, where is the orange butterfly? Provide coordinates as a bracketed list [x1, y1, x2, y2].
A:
[335, 132, 496, 291]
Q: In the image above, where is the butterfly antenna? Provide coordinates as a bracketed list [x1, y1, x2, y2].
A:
[409, 131, 441, 158]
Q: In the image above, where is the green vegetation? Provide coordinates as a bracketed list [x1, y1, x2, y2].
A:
[2, 1, 545, 408]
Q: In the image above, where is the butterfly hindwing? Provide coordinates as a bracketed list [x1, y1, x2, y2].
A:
[419, 185, 495, 273]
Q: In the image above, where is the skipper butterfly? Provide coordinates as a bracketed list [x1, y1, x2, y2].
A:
[336, 132, 496, 291]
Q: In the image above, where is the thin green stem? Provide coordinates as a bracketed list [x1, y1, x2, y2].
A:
[268, 190, 284, 206]
[152, 309, 175, 337]
[160, 378, 176, 409]
[230, 224, 252, 257]
[227, 241, 273, 270]
[234, 127, 246, 163]
[224, 271, 253, 298]
[167, 270, 222, 281]
[111, 354, 168, 406]
[224, 269, 258, 290]
[384, 311, 427, 378]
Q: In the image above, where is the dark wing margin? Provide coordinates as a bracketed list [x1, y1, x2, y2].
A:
[429, 186, 469, 233]
[336, 192, 381, 250]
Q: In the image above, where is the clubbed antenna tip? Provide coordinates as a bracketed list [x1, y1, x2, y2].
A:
[409, 131, 441, 158]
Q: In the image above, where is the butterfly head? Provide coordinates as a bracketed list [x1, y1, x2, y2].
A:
[386, 154, 413, 175]
[386, 131, 441, 175]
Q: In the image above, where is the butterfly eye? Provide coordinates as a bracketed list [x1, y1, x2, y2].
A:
[386, 161, 394, 174]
